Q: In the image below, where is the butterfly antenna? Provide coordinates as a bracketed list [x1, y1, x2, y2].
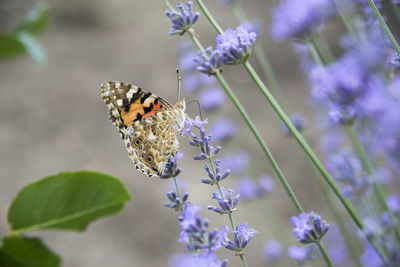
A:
[187, 99, 203, 121]
[176, 68, 182, 100]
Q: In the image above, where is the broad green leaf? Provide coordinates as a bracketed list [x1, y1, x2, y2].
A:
[17, 33, 46, 66]
[0, 236, 60, 267]
[8, 171, 131, 235]
[0, 35, 25, 59]
[15, 2, 49, 36]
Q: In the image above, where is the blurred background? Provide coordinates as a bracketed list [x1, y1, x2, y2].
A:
[1, 1, 398, 267]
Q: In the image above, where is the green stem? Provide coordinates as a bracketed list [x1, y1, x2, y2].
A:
[316, 240, 334, 267]
[347, 124, 400, 242]
[367, 0, 400, 54]
[308, 40, 324, 66]
[334, 0, 358, 42]
[173, 176, 182, 200]
[314, 35, 335, 63]
[391, 1, 400, 22]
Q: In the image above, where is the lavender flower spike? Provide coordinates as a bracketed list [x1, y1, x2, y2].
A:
[165, 1, 199, 36]
[194, 47, 224, 75]
[291, 211, 330, 244]
[221, 223, 257, 253]
[216, 25, 257, 65]
[202, 160, 230, 185]
[208, 187, 239, 214]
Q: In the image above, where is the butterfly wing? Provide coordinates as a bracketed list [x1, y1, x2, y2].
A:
[101, 81, 180, 177]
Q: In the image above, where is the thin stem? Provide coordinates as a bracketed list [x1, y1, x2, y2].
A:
[347, 124, 400, 242]
[173, 176, 182, 200]
[334, 0, 358, 42]
[308, 40, 324, 66]
[366, 0, 400, 54]
[391, 1, 400, 22]
[316, 240, 334, 267]
[314, 35, 335, 63]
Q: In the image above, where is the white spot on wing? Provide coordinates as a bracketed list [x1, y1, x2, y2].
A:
[117, 99, 123, 106]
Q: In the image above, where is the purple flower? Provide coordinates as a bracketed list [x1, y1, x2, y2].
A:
[208, 187, 240, 214]
[387, 194, 400, 215]
[360, 243, 384, 267]
[169, 252, 227, 267]
[165, 1, 199, 35]
[325, 150, 371, 198]
[194, 47, 224, 75]
[216, 26, 257, 64]
[325, 224, 348, 266]
[220, 150, 251, 174]
[201, 160, 230, 185]
[241, 19, 263, 37]
[287, 245, 308, 262]
[198, 87, 225, 111]
[178, 204, 222, 252]
[165, 191, 189, 211]
[210, 118, 237, 143]
[161, 152, 184, 179]
[310, 54, 370, 123]
[391, 53, 400, 70]
[221, 223, 257, 252]
[291, 211, 329, 243]
[182, 116, 221, 160]
[291, 213, 313, 243]
[270, 0, 333, 42]
[235, 177, 260, 200]
[263, 239, 282, 262]
[258, 174, 276, 194]
[280, 113, 306, 136]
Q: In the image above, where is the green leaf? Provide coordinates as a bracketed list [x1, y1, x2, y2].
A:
[0, 236, 60, 267]
[8, 171, 131, 235]
[15, 2, 49, 36]
[17, 33, 46, 66]
[0, 35, 26, 59]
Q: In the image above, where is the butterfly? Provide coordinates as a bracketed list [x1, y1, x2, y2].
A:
[101, 81, 187, 177]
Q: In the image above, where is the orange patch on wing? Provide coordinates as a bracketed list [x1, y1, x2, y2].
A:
[121, 100, 164, 126]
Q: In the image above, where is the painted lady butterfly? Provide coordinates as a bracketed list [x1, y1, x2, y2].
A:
[101, 81, 187, 177]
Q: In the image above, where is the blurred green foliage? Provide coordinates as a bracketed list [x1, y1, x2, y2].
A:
[0, 2, 49, 66]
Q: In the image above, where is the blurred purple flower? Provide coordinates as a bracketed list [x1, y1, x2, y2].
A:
[220, 150, 251, 174]
[216, 26, 257, 64]
[241, 19, 263, 37]
[391, 53, 400, 70]
[183, 72, 201, 92]
[210, 118, 237, 143]
[235, 177, 260, 200]
[360, 243, 384, 267]
[258, 174, 276, 194]
[198, 87, 226, 111]
[325, 224, 348, 266]
[165, 1, 199, 35]
[263, 239, 282, 262]
[325, 150, 371, 198]
[387, 194, 400, 215]
[169, 252, 227, 267]
[270, 0, 333, 42]
[221, 223, 257, 252]
[287, 245, 308, 262]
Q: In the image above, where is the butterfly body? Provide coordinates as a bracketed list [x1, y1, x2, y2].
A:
[101, 81, 187, 177]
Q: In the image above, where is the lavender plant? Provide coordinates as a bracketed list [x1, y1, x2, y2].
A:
[159, 0, 400, 266]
